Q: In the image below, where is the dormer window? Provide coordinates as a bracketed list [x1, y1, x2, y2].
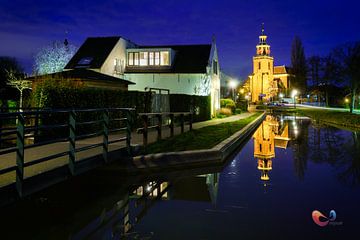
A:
[160, 51, 169, 65]
[127, 49, 171, 67]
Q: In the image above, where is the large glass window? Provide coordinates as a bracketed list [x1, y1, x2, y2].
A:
[154, 52, 160, 65]
[149, 52, 154, 65]
[128, 53, 134, 65]
[134, 52, 139, 65]
[160, 51, 169, 65]
[140, 52, 148, 66]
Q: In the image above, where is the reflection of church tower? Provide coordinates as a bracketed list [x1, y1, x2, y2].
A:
[250, 24, 275, 102]
[253, 115, 276, 182]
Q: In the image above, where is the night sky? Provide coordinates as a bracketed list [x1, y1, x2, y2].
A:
[1, 0, 359, 80]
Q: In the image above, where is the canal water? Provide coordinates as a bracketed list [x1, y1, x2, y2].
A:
[1, 114, 359, 239]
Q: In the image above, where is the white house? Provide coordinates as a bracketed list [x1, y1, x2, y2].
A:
[65, 36, 220, 115]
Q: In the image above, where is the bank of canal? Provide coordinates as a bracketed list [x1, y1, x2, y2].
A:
[0, 113, 359, 239]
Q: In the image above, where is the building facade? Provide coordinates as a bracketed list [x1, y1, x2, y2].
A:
[65, 37, 220, 116]
[248, 25, 292, 103]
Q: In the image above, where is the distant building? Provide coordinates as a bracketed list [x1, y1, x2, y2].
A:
[248, 25, 293, 103]
[65, 36, 221, 116]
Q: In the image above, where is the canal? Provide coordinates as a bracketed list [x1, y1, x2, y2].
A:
[1, 114, 359, 239]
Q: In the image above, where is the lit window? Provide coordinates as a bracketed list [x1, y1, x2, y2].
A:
[128, 53, 134, 65]
[140, 52, 148, 66]
[134, 52, 139, 65]
[160, 51, 169, 65]
[154, 52, 160, 65]
[149, 52, 154, 65]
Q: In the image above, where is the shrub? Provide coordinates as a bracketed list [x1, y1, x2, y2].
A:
[218, 107, 232, 117]
[235, 108, 242, 114]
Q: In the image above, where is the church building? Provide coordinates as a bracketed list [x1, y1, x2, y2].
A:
[248, 25, 293, 103]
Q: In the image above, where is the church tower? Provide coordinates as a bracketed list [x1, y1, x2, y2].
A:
[250, 24, 275, 103]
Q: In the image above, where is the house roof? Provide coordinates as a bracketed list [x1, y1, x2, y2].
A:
[274, 65, 290, 75]
[64, 37, 121, 69]
[125, 44, 212, 74]
[27, 69, 134, 85]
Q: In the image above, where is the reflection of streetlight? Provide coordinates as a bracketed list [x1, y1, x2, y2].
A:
[229, 80, 238, 102]
[291, 89, 298, 109]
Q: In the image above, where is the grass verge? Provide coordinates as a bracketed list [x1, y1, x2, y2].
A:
[144, 112, 262, 154]
[297, 108, 360, 131]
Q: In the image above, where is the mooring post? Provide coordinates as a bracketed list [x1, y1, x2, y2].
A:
[102, 109, 109, 162]
[169, 113, 174, 137]
[69, 110, 76, 175]
[157, 114, 162, 140]
[180, 114, 184, 133]
[16, 113, 25, 197]
[125, 110, 132, 155]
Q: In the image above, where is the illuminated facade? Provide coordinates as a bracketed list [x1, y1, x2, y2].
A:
[65, 36, 220, 116]
[248, 25, 292, 103]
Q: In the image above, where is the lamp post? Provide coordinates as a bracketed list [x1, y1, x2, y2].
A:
[291, 89, 298, 109]
[229, 80, 238, 102]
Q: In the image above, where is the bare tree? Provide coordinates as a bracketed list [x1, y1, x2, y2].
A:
[6, 70, 32, 110]
[331, 41, 360, 112]
[33, 40, 77, 75]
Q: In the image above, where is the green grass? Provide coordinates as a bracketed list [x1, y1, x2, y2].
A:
[297, 108, 360, 131]
[144, 112, 262, 154]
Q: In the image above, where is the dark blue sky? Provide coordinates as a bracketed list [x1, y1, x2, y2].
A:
[0, 0, 359, 79]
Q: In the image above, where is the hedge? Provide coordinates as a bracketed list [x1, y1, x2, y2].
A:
[169, 94, 211, 122]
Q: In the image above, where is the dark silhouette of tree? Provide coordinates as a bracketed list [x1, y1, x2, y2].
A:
[331, 41, 360, 113]
[291, 36, 307, 95]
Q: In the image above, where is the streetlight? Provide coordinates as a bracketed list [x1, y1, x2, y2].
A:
[245, 95, 250, 110]
[229, 80, 238, 102]
[291, 89, 298, 109]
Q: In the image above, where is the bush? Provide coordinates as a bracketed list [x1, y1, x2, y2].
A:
[235, 108, 242, 114]
[218, 108, 232, 117]
[220, 98, 235, 108]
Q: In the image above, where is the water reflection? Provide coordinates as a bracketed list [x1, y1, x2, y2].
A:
[72, 173, 220, 239]
[253, 115, 292, 183]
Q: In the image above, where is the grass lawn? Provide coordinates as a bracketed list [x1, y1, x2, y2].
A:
[297, 108, 360, 131]
[143, 112, 262, 154]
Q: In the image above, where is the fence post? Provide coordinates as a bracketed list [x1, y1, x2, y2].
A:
[189, 113, 193, 131]
[125, 110, 132, 155]
[180, 114, 184, 133]
[169, 114, 174, 137]
[16, 113, 25, 197]
[102, 109, 109, 162]
[157, 114, 162, 140]
[34, 110, 39, 143]
[142, 115, 148, 147]
[69, 110, 76, 175]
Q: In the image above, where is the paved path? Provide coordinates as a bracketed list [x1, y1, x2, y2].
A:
[0, 112, 256, 187]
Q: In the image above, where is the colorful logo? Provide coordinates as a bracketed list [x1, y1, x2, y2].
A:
[312, 210, 337, 227]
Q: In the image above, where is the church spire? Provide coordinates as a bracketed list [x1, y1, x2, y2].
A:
[256, 23, 270, 56]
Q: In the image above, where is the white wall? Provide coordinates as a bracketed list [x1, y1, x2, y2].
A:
[124, 73, 210, 95]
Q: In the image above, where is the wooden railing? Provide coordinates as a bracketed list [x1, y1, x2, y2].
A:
[137, 112, 192, 146]
[0, 108, 134, 196]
